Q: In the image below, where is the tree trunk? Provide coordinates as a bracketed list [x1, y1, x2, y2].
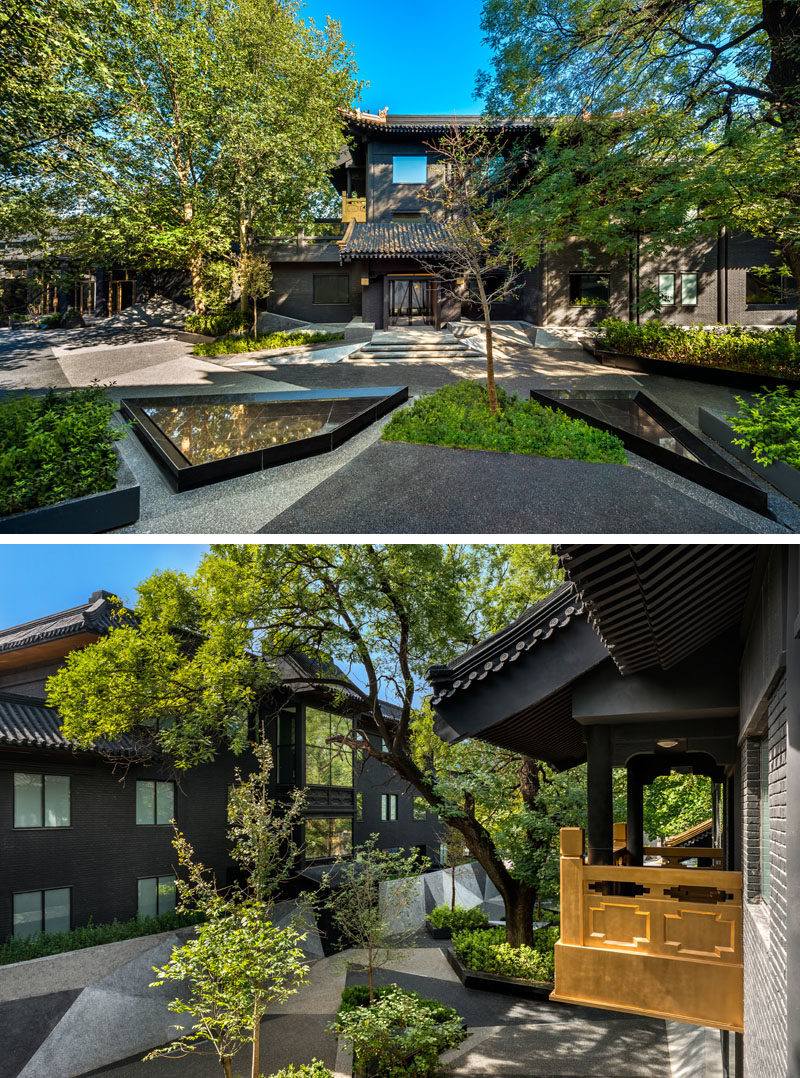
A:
[189, 255, 205, 314]
[221, 1057, 234, 1078]
[253, 297, 258, 337]
[784, 242, 800, 343]
[478, 284, 498, 414]
[250, 995, 261, 1078]
[451, 862, 456, 910]
[500, 885, 539, 948]
[367, 945, 374, 1003]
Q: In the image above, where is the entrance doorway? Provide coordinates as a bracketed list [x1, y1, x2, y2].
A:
[388, 277, 437, 327]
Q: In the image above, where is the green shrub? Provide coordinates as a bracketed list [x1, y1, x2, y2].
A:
[0, 386, 125, 517]
[264, 1061, 333, 1078]
[332, 985, 466, 1078]
[382, 381, 627, 464]
[452, 926, 557, 983]
[598, 318, 800, 375]
[0, 909, 201, 966]
[193, 329, 344, 357]
[337, 984, 457, 1024]
[725, 384, 800, 469]
[427, 904, 489, 931]
[184, 309, 248, 336]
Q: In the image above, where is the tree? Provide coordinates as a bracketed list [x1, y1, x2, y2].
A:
[438, 825, 469, 910]
[479, 0, 800, 334]
[643, 773, 713, 842]
[323, 839, 427, 1002]
[10, 0, 359, 311]
[48, 544, 564, 946]
[417, 122, 527, 414]
[234, 251, 273, 335]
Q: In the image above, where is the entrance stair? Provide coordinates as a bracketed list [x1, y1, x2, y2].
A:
[349, 328, 476, 363]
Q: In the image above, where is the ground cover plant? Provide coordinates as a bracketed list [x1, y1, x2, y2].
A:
[266, 1064, 333, 1078]
[0, 909, 199, 965]
[185, 310, 248, 337]
[194, 329, 343, 357]
[0, 386, 125, 517]
[427, 904, 489, 932]
[597, 320, 800, 377]
[382, 381, 627, 463]
[452, 925, 557, 983]
[725, 385, 800, 471]
[332, 984, 467, 1078]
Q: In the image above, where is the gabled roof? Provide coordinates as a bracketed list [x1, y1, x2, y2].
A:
[341, 110, 539, 135]
[0, 691, 144, 756]
[0, 590, 125, 657]
[339, 220, 453, 260]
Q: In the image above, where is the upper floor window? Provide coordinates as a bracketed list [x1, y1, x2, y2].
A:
[138, 875, 176, 918]
[313, 274, 349, 305]
[356, 792, 364, 821]
[681, 273, 698, 305]
[13, 887, 70, 938]
[569, 273, 610, 308]
[746, 269, 797, 306]
[14, 773, 70, 828]
[305, 816, 353, 859]
[276, 708, 297, 785]
[381, 793, 398, 821]
[136, 780, 174, 825]
[658, 273, 676, 305]
[392, 156, 427, 184]
[305, 708, 353, 787]
[413, 797, 428, 821]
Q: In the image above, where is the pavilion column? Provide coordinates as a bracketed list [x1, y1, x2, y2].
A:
[585, 724, 614, 865]
[626, 760, 644, 866]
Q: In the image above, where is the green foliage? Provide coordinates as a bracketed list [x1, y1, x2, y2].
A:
[184, 310, 248, 336]
[40, 311, 70, 327]
[452, 926, 556, 982]
[194, 330, 343, 356]
[337, 984, 458, 1024]
[382, 382, 627, 464]
[331, 985, 467, 1078]
[598, 319, 800, 376]
[427, 905, 489, 931]
[265, 1063, 333, 1078]
[726, 385, 800, 470]
[643, 773, 713, 842]
[0, 909, 199, 966]
[0, 386, 124, 517]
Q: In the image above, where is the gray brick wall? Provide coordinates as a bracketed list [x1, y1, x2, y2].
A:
[741, 674, 788, 1077]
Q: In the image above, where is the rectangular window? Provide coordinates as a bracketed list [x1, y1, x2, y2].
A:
[413, 797, 427, 821]
[681, 273, 698, 305]
[14, 773, 70, 828]
[381, 793, 398, 821]
[746, 269, 798, 305]
[305, 817, 353, 860]
[313, 274, 349, 305]
[135, 781, 175, 825]
[305, 708, 353, 787]
[569, 273, 610, 308]
[392, 156, 427, 184]
[658, 273, 676, 305]
[276, 708, 297, 785]
[13, 887, 71, 938]
[356, 792, 363, 821]
[759, 739, 770, 902]
[391, 212, 424, 221]
[137, 875, 176, 919]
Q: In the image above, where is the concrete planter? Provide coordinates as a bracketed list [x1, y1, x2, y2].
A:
[445, 947, 554, 1001]
[0, 446, 140, 534]
[425, 921, 452, 940]
[699, 407, 800, 505]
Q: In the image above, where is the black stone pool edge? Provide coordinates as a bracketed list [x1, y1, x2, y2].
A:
[529, 388, 773, 520]
[120, 386, 409, 493]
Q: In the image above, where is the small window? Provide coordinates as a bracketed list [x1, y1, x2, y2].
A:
[759, 739, 770, 901]
[138, 875, 176, 919]
[356, 792, 364, 821]
[14, 773, 70, 828]
[391, 212, 424, 222]
[305, 817, 353, 859]
[746, 269, 797, 305]
[681, 273, 698, 306]
[658, 273, 676, 305]
[413, 797, 427, 821]
[276, 708, 297, 785]
[305, 708, 353, 787]
[381, 793, 398, 821]
[13, 887, 70, 938]
[569, 273, 610, 307]
[135, 781, 174, 825]
[313, 274, 349, 305]
[392, 156, 428, 184]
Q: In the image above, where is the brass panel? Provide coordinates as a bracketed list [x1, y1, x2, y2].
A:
[663, 909, 736, 959]
[587, 901, 650, 948]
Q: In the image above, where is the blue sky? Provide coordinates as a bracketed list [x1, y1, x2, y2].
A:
[0, 545, 209, 630]
[301, 0, 491, 114]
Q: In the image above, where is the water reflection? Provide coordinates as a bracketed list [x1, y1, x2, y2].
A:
[142, 397, 380, 465]
[557, 398, 699, 462]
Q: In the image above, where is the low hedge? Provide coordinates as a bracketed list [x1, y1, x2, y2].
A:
[0, 386, 125, 517]
[726, 384, 800, 470]
[337, 984, 458, 1024]
[0, 909, 201, 965]
[194, 329, 344, 357]
[427, 904, 489, 931]
[184, 310, 248, 336]
[597, 318, 800, 377]
[382, 381, 627, 463]
[266, 1063, 333, 1078]
[452, 926, 557, 983]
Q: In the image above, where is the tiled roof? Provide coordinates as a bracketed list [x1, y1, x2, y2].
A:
[427, 583, 583, 707]
[341, 110, 538, 134]
[0, 691, 144, 756]
[0, 590, 126, 656]
[340, 220, 454, 259]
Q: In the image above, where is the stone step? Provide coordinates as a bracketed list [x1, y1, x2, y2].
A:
[349, 349, 477, 362]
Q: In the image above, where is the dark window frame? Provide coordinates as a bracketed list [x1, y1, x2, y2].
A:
[304, 706, 354, 788]
[135, 779, 175, 826]
[746, 269, 798, 306]
[304, 816, 354, 861]
[12, 885, 72, 938]
[137, 874, 177, 918]
[13, 772, 71, 830]
[381, 793, 398, 821]
[569, 272, 611, 308]
[313, 273, 350, 306]
[391, 155, 428, 184]
[413, 797, 428, 821]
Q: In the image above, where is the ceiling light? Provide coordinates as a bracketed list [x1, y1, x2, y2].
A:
[657, 738, 679, 749]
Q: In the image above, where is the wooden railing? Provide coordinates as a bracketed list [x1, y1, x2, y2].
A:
[552, 827, 743, 1032]
[341, 194, 367, 223]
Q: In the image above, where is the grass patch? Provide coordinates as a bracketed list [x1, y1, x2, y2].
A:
[452, 925, 558, 982]
[0, 909, 201, 965]
[194, 329, 344, 357]
[0, 386, 125, 518]
[381, 381, 627, 464]
[598, 318, 800, 377]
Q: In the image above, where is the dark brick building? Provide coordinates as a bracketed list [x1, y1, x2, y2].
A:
[0, 591, 441, 942]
